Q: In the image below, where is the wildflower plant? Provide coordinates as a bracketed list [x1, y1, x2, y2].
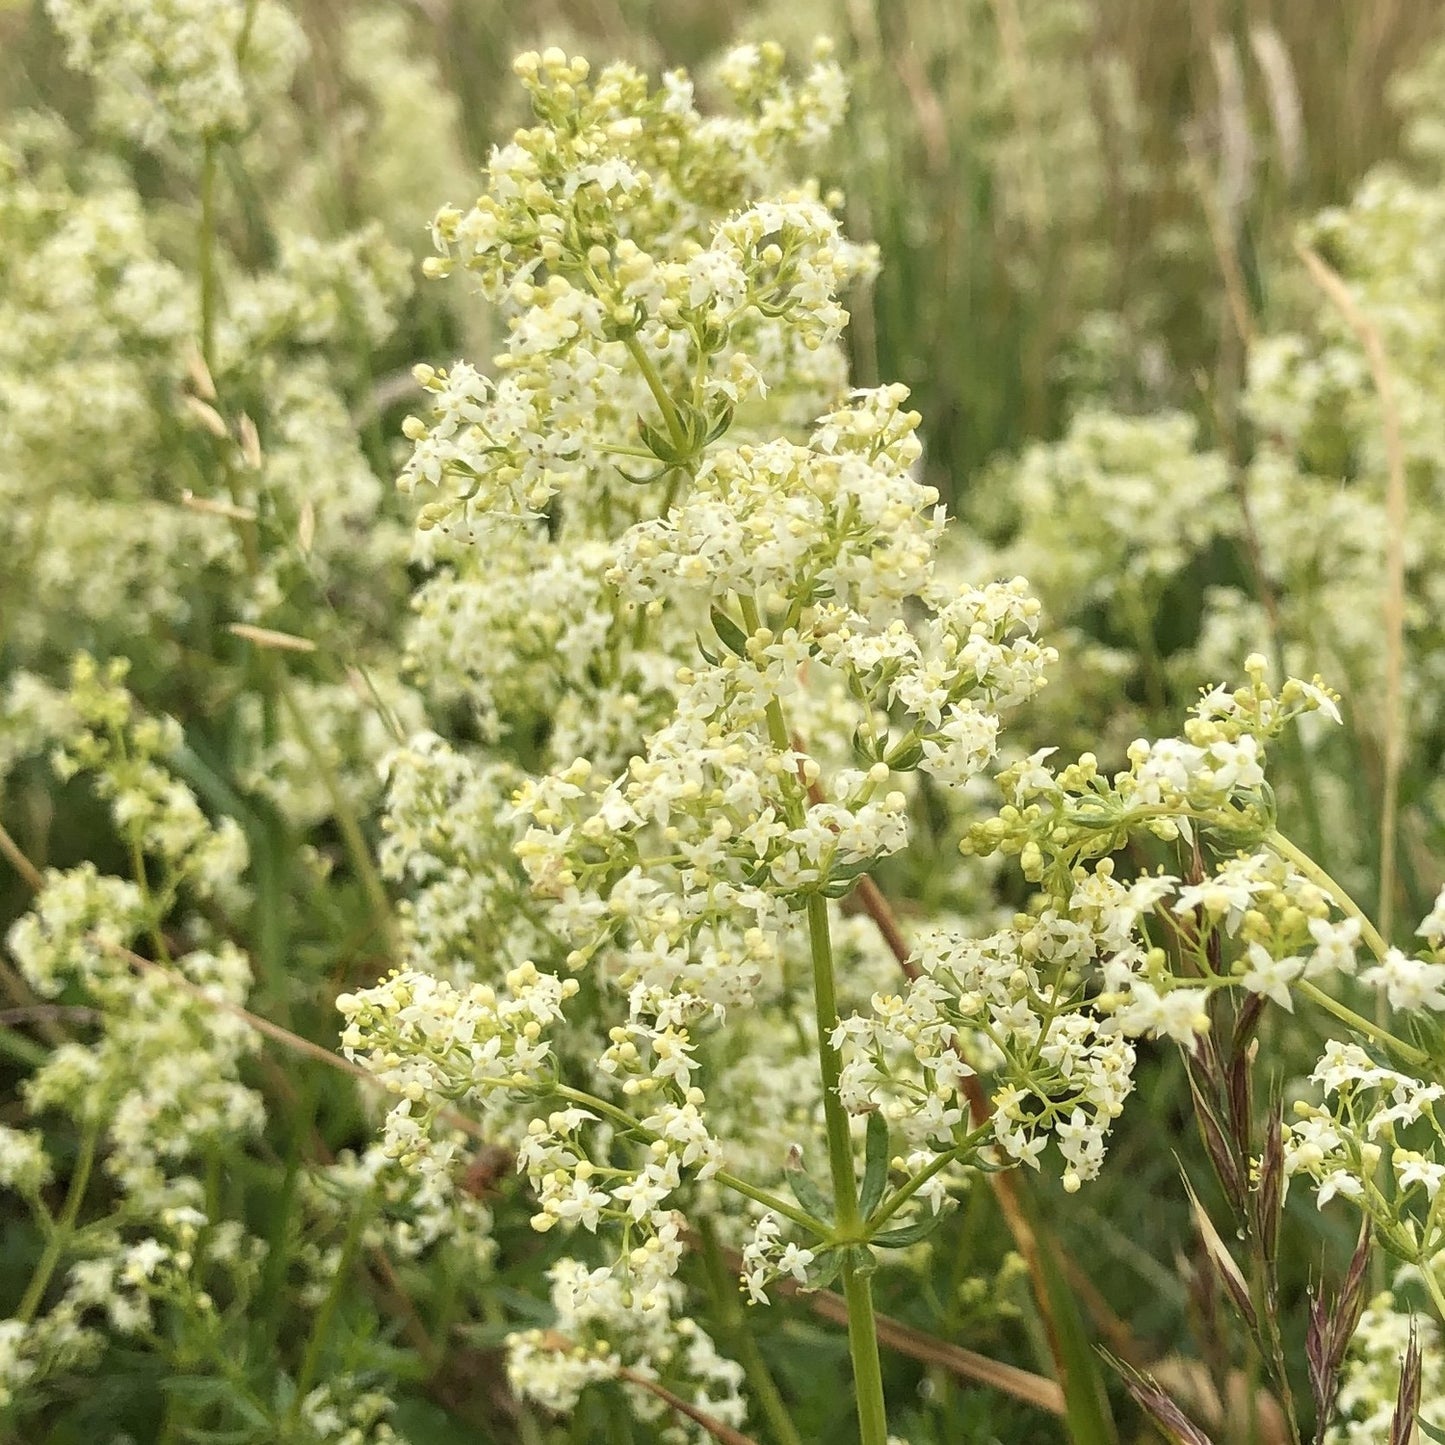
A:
[6, 5, 1445, 1445]
[323, 38, 1109, 1439]
[331, 38, 1442, 1442]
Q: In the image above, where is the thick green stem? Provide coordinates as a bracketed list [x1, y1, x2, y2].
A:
[840, 1255, 890, 1445]
[622, 333, 688, 451]
[1294, 981, 1428, 1070]
[805, 893, 889, 1443]
[1422, 1263, 1445, 1327]
[1267, 830, 1430, 1069]
[1267, 830, 1390, 962]
[805, 895, 859, 1231]
[18, 1120, 99, 1324]
[735, 584, 890, 1440]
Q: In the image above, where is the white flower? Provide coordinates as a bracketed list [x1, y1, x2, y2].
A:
[1361, 947, 1445, 1012]
[1241, 944, 1305, 1010]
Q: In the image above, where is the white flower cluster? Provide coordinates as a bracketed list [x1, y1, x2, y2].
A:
[306, 1143, 494, 1275]
[338, 965, 579, 1169]
[49, 655, 249, 905]
[0, 6, 494, 1438]
[1285, 1041, 1445, 1214]
[300, 1375, 412, 1445]
[377, 735, 549, 980]
[6, 668, 265, 1198]
[612, 386, 936, 615]
[993, 409, 1235, 614]
[739, 1212, 817, 1304]
[45, 0, 306, 148]
[1325, 1292, 1445, 1444]
[347, 47, 1069, 1409]
[0, 1130, 52, 1200]
[969, 657, 1342, 882]
[507, 1257, 745, 1435]
[836, 876, 1165, 1197]
[398, 43, 872, 535]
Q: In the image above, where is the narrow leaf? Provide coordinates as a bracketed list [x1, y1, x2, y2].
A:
[858, 1112, 890, 1219]
[784, 1151, 833, 1224]
[638, 416, 679, 464]
[873, 1212, 948, 1248]
[1183, 1175, 1257, 1334]
[852, 725, 881, 767]
[710, 606, 750, 659]
[704, 403, 735, 445]
[883, 736, 925, 771]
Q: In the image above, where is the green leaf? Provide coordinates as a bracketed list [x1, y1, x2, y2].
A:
[784, 1154, 833, 1224]
[819, 859, 872, 899]
[1417, 1419, 1445, 1444]
[1028, 1203, 1120, 1445]
[851, 725, 880, 767]
[858, 1112, 890, 1219]
[710, 606, 750, 659]
[872, 1210, 949, 1249]
[638, 416, 680, 465]
[157, 1376, 271, 1434]
[704, 403, 735, 445]
[808, 1246, 845, 1292]
[884, 735, 925, 771]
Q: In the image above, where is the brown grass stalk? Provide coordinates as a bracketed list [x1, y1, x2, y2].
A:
[1294, 240, 1408, 949]
[770, 1269, 1066, 1416]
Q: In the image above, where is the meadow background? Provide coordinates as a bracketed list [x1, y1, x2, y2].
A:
[3, 2, 1445, 1442]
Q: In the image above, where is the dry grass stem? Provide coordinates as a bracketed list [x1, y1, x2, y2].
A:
[1295, 240, 1408, 948]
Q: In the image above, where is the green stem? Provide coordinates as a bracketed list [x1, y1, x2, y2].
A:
[199, 137, 219, 370]
[805, 894, 861, 1234]
[0, 1025, 47, 1069]
[840, 1255, 890, 1445]
[288, 1195, 372, 1423]
[1266, 830, 1390, 962]
[18, 1120, 99, 1324]
[736, 597, 793, 761]
[622, 333, 688, 451]
[806, 892, 889, 1443]
[1264, 833, 1432, 1065]
[697, 1219, 804, 1445]
[868, 1131, 988, 1233]
[1422, 1262, 1445, 1327]
[735, 586, 889, 1440]
[278, 682, 395, 954]
[1294, 980, 1428, 1070]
